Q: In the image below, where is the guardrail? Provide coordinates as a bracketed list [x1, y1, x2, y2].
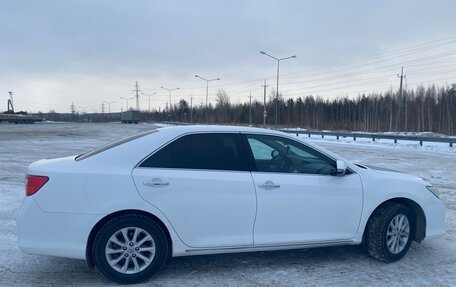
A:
[279, 129, 455, 147]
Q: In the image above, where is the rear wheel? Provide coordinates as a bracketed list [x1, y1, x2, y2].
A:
[365, 202, 414, 262]
[93, 215, 168, 284]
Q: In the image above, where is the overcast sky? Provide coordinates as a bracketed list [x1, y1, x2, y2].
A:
[1, 0, 456, 113]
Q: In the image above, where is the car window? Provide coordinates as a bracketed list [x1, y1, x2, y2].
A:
[76, 130, 157, 161]
[247, 138, 274, 160]
[140, 133, 248, 171]
[245, 134, 336, 175]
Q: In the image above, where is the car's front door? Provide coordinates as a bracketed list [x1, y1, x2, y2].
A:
[243, 134, 363, 245]
[132, 133, 256, 248]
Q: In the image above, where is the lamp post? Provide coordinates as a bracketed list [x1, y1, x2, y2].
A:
[141, 92, 156, 112]
[78, 106, 88, 114]
[161, 87, 179, 121]
[160, 86, 179, 110]
[195, 75, 220, 123]
[103, 101, 115, 114]
[120, 97, 134, 111]
[260, 51, 296, 128]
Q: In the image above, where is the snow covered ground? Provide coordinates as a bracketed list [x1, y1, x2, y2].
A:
[0, 122, 455, 286]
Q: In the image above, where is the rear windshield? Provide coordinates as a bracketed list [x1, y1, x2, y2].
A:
[75, 130, 157, 161]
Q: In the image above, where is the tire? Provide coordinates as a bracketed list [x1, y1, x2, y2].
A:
[92, 214, 169, 284]
[365, 202, 414, 262]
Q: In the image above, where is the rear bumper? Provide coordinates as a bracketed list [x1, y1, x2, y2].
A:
[17, 197, 99, 260]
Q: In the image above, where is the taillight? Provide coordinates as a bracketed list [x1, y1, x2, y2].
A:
[25, 175, 49, 196]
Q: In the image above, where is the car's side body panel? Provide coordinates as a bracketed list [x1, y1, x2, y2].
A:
[251, 172, 363, 244]
[132, 168, 257, 248]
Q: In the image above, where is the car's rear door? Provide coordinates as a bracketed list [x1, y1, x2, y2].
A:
[243, 134, 363, 245]
[132, 132, 256, 248]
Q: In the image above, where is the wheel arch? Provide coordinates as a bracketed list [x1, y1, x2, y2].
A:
[85, 209, 173, 269]
[364, 197, 426, 242]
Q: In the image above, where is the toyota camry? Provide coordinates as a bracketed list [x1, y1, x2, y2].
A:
[17, 126, 445, 284]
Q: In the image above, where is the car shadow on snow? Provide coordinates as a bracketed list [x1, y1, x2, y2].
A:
[9, 245, 372, 286]
[10, 242, 447, 286]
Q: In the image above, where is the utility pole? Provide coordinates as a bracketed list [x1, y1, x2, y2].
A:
[133, 81, 141, 111]
[261, 80, 268, 127]
[404, 77, 408, 132]
[70, 102, 76, 121]
[249, 92, 252, 125]
[101, 102, 105, 113]
[395, 67, 406, 131]
[190, 96, 193, 124]
[70, 102, 75, 114]
[389, 89, 393, 132]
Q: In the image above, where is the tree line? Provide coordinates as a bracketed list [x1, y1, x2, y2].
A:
[143, 84, 456, 135]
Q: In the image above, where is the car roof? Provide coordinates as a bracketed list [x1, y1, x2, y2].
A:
[156, 125, 285, 136]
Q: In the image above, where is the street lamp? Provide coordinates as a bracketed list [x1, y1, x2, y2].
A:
[103, 101, 115, 114]
[160, 86, 179, 110]
[195, 75, 220, 123]
[78, 106, 88, 114]
[141, 92, 156, 112]
[120, 97, 134, 111]
[260, 51, 296, 128]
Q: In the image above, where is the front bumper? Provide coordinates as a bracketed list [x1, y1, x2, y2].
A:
[424, 196, 446, 240]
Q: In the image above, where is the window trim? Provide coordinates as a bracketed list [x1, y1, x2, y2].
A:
[136, 131, 251, 172]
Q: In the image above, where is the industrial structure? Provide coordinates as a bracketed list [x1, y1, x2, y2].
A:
[0, 91, 43, 124]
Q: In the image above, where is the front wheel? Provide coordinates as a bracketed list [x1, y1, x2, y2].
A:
[365, 202, 414, 262]
[92, 214, 169, 284]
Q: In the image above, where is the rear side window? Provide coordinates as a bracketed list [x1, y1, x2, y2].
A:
[76, 130, 157, 161]
[140, 133, 248, 171]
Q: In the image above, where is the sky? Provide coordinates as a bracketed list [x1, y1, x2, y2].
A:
[1, 0, 456, 113]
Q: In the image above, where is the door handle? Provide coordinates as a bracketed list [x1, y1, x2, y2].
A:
[143, 178, 169, 187]
[258, 181, 280, 190]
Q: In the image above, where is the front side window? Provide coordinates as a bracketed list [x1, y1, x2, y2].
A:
[140, 133, 248, 171]
[245, 134, 336, 175]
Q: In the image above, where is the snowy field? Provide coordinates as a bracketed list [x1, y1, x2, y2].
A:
[0, 122, 455, 287]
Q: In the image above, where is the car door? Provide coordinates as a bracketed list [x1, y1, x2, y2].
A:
[243, 134, 363, 245]
[132, 132, 257, 248]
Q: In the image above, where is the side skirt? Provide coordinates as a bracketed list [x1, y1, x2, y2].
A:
[174, 240, 357, 257]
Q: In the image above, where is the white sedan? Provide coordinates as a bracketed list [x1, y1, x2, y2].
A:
[17, 126, 445, 284]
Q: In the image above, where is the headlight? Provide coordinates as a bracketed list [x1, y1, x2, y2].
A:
[426, 186, 440, 198]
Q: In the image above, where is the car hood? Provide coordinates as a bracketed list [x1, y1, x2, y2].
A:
[363, 165, 404, 173]
[355, 163, 428, 186]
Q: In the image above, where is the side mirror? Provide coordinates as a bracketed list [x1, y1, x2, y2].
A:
[336, 160, 347, 176]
